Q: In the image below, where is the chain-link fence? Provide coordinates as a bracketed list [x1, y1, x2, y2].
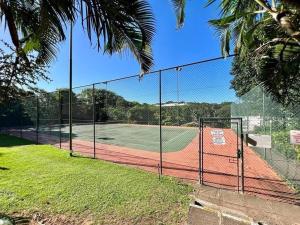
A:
[1, 56, 299, 204]
[232, 85, 300, 194]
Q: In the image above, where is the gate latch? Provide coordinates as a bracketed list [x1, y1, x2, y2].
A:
[237, 149, 242, 159]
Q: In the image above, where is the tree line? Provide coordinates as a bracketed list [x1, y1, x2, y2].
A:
[0, 88, 231, 128]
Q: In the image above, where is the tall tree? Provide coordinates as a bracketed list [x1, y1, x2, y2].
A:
[0, 41, 49, 102]
[0, 0, 155, 72]
[173, 0, 300, 46]
[172, 0, 300, 105]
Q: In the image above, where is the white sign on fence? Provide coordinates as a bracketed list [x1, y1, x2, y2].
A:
[211, 129, 226, 145]
[212, 137, 226, 145]
[211, 130, 224, 136]
[246, 134, 272, 148]
[290, 130, 300, 145]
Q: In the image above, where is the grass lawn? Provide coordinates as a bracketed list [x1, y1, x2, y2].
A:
[0, 134, 193, 225]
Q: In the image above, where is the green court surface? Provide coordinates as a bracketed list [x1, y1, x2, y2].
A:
[57, 123, 198, 152]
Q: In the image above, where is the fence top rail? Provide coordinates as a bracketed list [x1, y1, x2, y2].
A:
[77, 54, 236, 88]
[200, 117, 242, 120]
[20, 55, 236, 96]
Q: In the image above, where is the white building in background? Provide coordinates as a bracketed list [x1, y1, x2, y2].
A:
[154, 102, 188, 107]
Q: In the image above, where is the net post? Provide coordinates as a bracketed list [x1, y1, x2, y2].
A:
[36, 96, 39, 144]
[159, 70, 163, 176]
[93, 83, 96, 159]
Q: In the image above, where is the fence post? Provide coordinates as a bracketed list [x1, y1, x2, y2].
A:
[69, 23, 73, 157]
[159, 70, 163, 176]
[199, 118, 202, 184]
[36, 96, 39, 144]
[59, 90, 62, 149]
[202, 119, 204, 184]
[236, 122, 240, 192]
[240, 119, 245, 193]
[19, 104, 23, 138]
[93, 84, 96, 159]
[20, 120, 22, 138]
[201, 119, 204, 185]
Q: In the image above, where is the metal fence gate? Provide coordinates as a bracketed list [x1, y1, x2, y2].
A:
[199, 117, 244, 193]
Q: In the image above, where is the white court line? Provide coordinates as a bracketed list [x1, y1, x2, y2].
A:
[164, 129, 193, 144]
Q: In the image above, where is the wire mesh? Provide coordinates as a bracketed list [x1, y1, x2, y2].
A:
[160, 60, 234, 181]
[200, 118, 243, 192]
[70, 85, 94, 157]
[20, 96, 38, 143]
[94, 73, 160, 173]
[231, 85, 300, 202]
[59, 89, 70, 150]
[1, 57, 299, 204]
[37, 92, 60, 145]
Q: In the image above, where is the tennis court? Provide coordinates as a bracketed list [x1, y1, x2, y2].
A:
[40, 123, 198, 152]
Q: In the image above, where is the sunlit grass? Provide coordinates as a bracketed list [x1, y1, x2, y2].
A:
[0, 134, 193, 224]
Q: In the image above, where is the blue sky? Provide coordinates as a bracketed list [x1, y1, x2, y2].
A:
[1, 1, 236, 103]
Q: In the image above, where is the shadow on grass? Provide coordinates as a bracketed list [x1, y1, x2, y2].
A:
[0, 134, 33, 147]
[0, 166, 9, 170]
[71, 153, 94, 159]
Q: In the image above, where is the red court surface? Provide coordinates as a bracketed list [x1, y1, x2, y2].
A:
[6, 128, 300, 205]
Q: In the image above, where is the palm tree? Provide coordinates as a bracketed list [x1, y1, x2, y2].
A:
[0, 0, 155, 72]
[171, 0, 300, 105]
[172, 0, 300, 56]
[203, 0, 300, 105]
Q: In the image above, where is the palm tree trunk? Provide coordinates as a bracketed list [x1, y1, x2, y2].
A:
[282, 0, 300, 8]
[276, 13, 299, 37]
[0, 2, 20, 51]
[253, 0, 300, 42]
[0, 2, 31, 65]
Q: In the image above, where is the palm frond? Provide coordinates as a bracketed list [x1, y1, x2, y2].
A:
[208, 0, 266, 56]
[171, 0, 186, 28]
[78, 0, 155, 72]
[1, 0, 155, 72]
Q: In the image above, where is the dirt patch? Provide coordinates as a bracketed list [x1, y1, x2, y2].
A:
[2, 213, 93, 225]
[2, 212, 171, 225]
